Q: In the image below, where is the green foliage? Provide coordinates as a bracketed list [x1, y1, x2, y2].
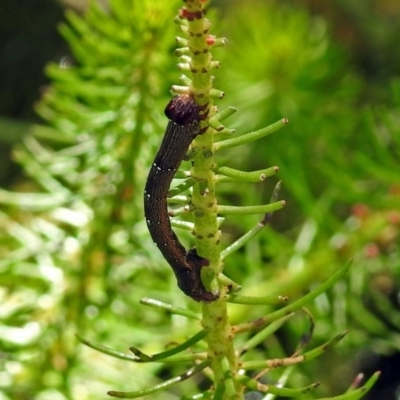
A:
[0, 0, 398, 399]
[214, 2, 400, 396]
[0, 1, 193, 399]
[217, 1, 361, 225]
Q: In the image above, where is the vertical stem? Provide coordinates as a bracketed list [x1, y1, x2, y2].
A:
[181, 0, 240, 397]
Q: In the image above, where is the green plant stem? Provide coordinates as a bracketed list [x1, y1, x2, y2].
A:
[232, 261, 351, 334]
[108, 360, 210, 398]
[221, 181, 281, 260]
[180, 1, 239, 398]
[237, 375, 320, 396]
[140, 297, 200, 319]
[217, 201, 285, 215]
[129, 329, 208, 361]
[215, 166, 278, 183]
[241, 330, 348, 370]
[214, 118, 288, 151]
[227, 294, 288, 305]
[238, 314, 293, 353]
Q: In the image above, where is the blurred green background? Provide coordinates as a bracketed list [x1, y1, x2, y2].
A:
[0, 0, 399, 399]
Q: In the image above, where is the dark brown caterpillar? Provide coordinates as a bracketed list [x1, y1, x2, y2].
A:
[144, 94, 218, 302]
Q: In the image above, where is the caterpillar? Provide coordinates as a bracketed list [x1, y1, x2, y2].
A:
[143, 94, 218, 302]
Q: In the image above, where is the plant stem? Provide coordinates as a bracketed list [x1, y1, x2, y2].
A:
[180, 0, 239, 397]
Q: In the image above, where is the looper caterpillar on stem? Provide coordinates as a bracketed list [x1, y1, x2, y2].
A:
[144, 94, 218, 302]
